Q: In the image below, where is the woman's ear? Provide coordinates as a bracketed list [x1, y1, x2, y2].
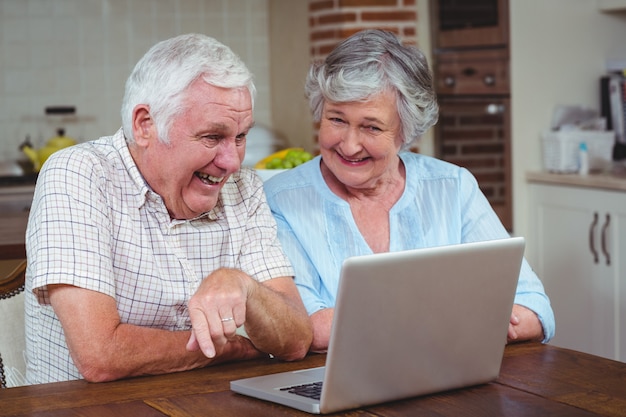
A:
[132, 105, 156, 146]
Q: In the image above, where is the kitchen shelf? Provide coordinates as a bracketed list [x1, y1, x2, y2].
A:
[20, 115, 96, 124]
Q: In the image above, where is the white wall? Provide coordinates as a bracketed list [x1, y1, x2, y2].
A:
[268, 0, 433, 154]
[268, 0, 314, 152]
[510, 1, 626, 254]
[0, 0, 271, 162]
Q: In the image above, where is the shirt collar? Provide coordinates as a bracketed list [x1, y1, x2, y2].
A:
[112, 128, 154, 210]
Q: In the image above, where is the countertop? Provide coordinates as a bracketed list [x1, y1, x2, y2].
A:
[527, 169, 626, 192]
[0, 173, 37, 187]
[0, 181, 34, 257]
[0, 211, 29, 257]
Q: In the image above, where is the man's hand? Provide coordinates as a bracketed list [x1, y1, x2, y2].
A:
[186, 268, 312, 362]
[186, 268, 250, 358]
[48, 284, 224, 382]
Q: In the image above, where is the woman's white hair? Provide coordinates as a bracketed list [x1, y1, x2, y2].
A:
[305, 29, 438, 150]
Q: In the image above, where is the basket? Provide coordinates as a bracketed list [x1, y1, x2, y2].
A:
[541, 131, 615, 173]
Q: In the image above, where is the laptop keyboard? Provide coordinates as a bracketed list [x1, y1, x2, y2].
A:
[280, 381, 323, 400]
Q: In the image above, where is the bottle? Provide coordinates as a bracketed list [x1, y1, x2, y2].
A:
[578, 142, 589, 175]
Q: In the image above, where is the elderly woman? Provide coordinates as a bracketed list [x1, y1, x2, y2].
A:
[263, 29, 554, 352]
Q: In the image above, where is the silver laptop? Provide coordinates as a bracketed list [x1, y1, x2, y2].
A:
[231, 237, 525, 414]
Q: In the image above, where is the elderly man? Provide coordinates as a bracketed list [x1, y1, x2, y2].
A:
[24, 33, 312, 384]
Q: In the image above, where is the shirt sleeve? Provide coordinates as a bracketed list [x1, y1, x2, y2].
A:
[26, 147, 116, 305]
[458, 168, 555, 342]
[264, 167, 334, 315]
[235, 170, 294, 282]
[272, 206, 327, 315]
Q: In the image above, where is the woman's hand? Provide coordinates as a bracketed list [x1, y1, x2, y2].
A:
[507, 304, 544, 343]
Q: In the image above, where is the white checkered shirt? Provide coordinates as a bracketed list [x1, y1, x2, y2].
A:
[24, 129, 293, 384]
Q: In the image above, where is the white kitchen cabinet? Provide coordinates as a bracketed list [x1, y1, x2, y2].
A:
[528, 181, 626, 362]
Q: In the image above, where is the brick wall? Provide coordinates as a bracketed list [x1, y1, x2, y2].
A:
[308, 0, 419, 60]
[307, 0, 420, 147]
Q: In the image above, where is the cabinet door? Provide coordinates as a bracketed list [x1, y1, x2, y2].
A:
[607, 193, 626, 362]
[530, 184, 616, 360]
[430, 0, 509, 49]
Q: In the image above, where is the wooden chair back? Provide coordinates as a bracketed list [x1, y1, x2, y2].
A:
[0, 258, 27, 389]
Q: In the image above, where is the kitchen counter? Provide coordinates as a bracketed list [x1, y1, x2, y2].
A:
[0, 182, 33, 258]
[0, 211, 28, 258]
[0, 210, 28, 252]
[526, 170, 626, 192]
[0, 173, 37, 187]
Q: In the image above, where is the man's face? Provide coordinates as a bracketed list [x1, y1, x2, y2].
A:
[132, 79, 253, 220]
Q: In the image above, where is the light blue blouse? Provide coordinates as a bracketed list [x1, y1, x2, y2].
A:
[264, 152, 555, 342]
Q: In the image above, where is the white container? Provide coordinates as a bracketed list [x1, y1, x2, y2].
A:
[255, 169, 288, 182]
[578, 142, 589, 175]
[242, 125, 286, 167]
[541, 130, 615, 173]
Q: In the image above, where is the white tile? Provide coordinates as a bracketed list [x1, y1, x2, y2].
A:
[27, 0, 55, 17]
[0, 0, 273, 149]
[153, 0, 178, 16]
[178, 0, 205, 16]
[30, 43, 58, 69]
[1, 0, 29, 17]
[27, 17, 56, 42]
[2, 18, 29, 43]
[203, 16, 225, 38]
[56, 67, 82, 95]
[153, 17, 178, 40]
[75, 0, 104, 18]
[179, 16, 205, 34]
[104, 0, 131, 18]
[79, 17, 107, 44]
[53, 0, 81, 17]
[4, 68, 35, 95]
[80, 63, 106, 91]
[2, 42, 32, 70]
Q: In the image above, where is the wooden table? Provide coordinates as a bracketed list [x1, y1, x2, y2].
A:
[1, 343, 625, 416]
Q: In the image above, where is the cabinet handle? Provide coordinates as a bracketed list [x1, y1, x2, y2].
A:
[601, 213, 611, 266]
[589, 212, 599, 264]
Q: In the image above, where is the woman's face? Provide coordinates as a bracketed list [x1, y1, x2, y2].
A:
[318, 89, 404, 191]
[131, 79, 253, 220]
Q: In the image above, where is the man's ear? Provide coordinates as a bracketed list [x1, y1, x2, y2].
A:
[132, 105, 156, 146]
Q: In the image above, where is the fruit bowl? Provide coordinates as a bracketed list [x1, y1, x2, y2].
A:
[253, 148, 314, 182]
[255, 148, 313, 170]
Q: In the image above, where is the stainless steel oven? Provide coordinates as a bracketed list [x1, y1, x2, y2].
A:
[432, 48, 512, 231]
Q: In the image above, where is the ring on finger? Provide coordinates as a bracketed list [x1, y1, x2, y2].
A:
[220, 317, 235, 322]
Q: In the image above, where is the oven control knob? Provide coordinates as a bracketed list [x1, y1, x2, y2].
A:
[486, 104, 505, 114]
[444, 76, 455, 87]
[483, 74, 496, 86]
